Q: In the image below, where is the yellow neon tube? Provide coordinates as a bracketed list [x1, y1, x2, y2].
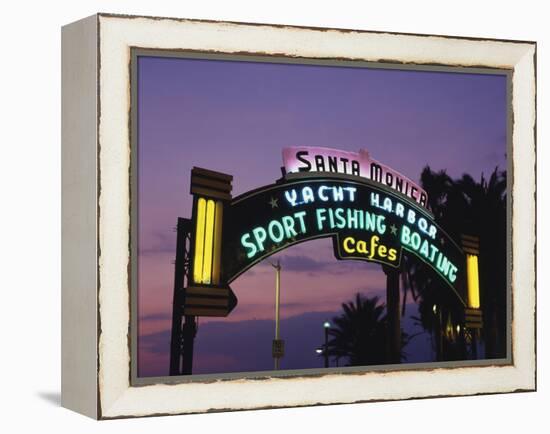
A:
[466, 254, 480, 309]
[211, 201, 223, 285]
[202, 199, 216, 284]
[193, 198, 207, 284]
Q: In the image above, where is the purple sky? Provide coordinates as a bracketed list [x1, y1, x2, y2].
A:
[137, 55, 507, 377]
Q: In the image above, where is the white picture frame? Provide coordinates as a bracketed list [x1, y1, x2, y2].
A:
[61, 13, 536, 419]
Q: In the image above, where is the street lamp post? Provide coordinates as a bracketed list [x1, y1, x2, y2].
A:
[323, 321, 331, 368]
[433, 304, 443, 361]
[271, 261, 283, 370]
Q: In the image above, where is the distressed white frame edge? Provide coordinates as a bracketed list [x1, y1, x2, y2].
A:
[86, 14, 535, 419]
[61, 14, 99, 419]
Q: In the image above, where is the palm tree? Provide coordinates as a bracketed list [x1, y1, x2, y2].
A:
[403, 166, 507, 360]
[325, 293, 408, 366]
[454, 169, 507, 358]
[400, 168, 464, 360]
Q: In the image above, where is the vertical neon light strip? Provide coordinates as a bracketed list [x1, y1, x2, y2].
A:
[202, 200, 216, 284]
[466, 254, 480, 308]
[193, 198, 207, 284]
[211, 201, 223, 285]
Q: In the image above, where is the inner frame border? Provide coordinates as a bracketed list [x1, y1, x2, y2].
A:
[128, 48, 514, 387]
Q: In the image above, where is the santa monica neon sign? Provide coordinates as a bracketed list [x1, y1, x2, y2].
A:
[187, 147, 480, 311]
[282, 146, 429, 208]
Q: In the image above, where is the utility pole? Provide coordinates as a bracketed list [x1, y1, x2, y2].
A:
[271, 261, 284, 369]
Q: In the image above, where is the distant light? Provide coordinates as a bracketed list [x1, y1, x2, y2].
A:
[315, 348, 323, 354]
[432, 304, 437, 314]
[456, 324, 461, 334]
[323, 321, 331, 329]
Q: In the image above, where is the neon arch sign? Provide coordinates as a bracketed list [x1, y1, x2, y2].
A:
[186, 147, 482, 312]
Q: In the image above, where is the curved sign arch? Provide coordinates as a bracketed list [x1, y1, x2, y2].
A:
[221, 173, 467, 306]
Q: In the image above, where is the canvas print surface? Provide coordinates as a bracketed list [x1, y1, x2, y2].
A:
[135, 54, 509, 379]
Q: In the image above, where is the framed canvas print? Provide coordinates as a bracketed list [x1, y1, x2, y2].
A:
[61, 13, 536, 419]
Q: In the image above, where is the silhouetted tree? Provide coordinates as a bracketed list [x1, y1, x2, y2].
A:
[325, 293, 409, 366]
[455, 169, 507, 358]
[403, 167, 507, 360]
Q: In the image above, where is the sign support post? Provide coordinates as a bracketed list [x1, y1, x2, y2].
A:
[383, 265, 401, 364]
[169, 168, 235, 376]
[169, 218, 192, 376]
[181, 315, 196, 374]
